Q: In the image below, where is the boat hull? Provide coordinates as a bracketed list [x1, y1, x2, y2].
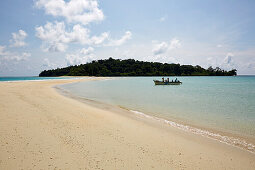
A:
[153, 80, 182, 85]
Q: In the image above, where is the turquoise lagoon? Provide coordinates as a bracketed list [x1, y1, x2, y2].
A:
[60, 76, 255, 152]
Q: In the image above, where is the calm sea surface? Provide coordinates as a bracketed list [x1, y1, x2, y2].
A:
[60, 76, 255, 152]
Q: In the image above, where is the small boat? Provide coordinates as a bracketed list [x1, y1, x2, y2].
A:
[153, 78, 182, 85]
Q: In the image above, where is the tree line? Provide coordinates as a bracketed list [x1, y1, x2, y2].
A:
[39, 58, 237, 77]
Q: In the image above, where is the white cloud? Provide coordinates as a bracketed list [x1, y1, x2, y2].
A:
[80, 47, 94, 55]
[91, 32, 109, 45]
[35, 22, 90, 52]
[152, 42, 168, 55]
[0, 46, 8, 55]
[35, 22, 131, 52]
[66, 48, 95, 66]
[0, 46, 30, 62]
[217, 44, 223, 48]
[35, 22, 68, 52]
[10, 30, 27, 47]
[12, 52, 31, 61]
[207, 52, 235, 70]
[145, 55, 177, 64]
[169, 38, 181, 50]
[220, 52, 236, 70]
[0, 46, 31, 77]
[224, 52, 234, 65]
[206, 57, 219, 68]
[42, 58, 57, 68]
[106, 31, 132, 46]
[47, 42, 67, 52]
[152, 38, 181, 55]
[66, 54, 87, 65]
[35, 0, 104, 25]
[35, 22, 66, 41]
[70, 24, 92, 44]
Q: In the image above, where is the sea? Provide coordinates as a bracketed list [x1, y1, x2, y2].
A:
[59, 76, 255, 153]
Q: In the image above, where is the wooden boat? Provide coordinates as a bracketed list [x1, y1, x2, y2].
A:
[153, 78, 182, 85]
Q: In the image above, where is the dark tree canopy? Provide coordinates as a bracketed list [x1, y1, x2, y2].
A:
[39, 58, 237, 77]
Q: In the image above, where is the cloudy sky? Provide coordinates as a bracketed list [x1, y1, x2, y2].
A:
[0, 0, 255, 76]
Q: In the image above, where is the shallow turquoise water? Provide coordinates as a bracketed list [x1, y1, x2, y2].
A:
[60, 76, 255, 138]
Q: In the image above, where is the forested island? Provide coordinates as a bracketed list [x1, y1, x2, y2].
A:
[39, 58, 237, 77]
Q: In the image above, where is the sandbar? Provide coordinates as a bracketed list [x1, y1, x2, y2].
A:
[0, 78, 254, 169]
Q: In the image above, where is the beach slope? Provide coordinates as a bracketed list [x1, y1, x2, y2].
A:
[0, 79, 254, 169]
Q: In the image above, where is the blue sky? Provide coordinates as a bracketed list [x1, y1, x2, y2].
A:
[0, 0, 255, 76]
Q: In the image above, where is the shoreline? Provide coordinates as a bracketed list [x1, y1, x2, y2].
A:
[0, 78, 255, 169]
[57, 78, 255, 154]
[0, 76, 90, 83]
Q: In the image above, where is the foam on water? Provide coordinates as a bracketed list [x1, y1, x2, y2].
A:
[131, 110, 255, 153]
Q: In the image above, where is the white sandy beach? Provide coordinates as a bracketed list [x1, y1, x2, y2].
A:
[0, 78, 255, 169]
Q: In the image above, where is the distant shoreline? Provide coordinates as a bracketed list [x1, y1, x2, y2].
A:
[39, 58, 237, 77]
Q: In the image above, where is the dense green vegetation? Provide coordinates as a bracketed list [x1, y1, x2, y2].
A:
[39, 58, 237, 77]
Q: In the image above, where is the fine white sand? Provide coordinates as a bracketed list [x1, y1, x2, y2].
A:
[0, 78, 254, 169]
